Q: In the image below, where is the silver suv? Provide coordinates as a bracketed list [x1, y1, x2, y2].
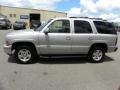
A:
[4, 17, 118, 64]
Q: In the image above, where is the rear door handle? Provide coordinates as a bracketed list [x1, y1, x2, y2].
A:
[66, 36, 71, 40]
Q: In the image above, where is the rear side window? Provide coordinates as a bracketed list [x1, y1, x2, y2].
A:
[94, 21, 117, 34]
[74, 20, 92, 33]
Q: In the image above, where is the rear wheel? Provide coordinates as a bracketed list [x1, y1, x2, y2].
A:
[7, 26, 10, 29]
[8, 25, 12, 29]
[5, 25, 9, 29]
[14, 46, 37, 64]
[88, 47, 105, 63]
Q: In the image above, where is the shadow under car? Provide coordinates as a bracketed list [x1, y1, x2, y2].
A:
[8, 55, 114, 64]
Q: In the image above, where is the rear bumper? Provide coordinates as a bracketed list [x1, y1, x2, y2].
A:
[107, 46, 118, 52]
[13, 26, 24, 29]
[3, 44, 12, 55]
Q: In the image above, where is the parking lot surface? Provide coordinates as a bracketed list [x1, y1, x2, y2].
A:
[0, 30, 120, 90]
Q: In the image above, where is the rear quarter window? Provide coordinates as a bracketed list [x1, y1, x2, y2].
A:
[94, 21, 117, 34]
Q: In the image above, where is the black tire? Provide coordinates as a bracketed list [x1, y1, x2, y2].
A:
[14, 46, 37, 64]
[13, 28, 17, 30]
[3, 26, 8, 29]
[88, 47, 105, 63]
[10, 26, 12, 29]
[9, 25, 12, 29]
[24, 26, 26, 29]
[7, 25, 10, 29]
[5, 25, 9, 29]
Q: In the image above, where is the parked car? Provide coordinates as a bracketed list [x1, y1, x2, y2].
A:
[115, 26, 120, 32]
[4, 17, 118, 64]
[0, 18, 12, 29]
[13, 21, 26, 30]
[30, 20, 41, 29]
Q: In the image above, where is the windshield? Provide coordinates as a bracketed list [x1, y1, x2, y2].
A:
[35, 19, 52, 31]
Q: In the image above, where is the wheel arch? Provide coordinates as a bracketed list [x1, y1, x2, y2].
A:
[89, 43, 108, 53]
[11, 41, 38, 54]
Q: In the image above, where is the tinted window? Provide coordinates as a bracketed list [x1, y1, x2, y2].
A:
[74, 20, 92, 33]
[94, 21, 117, 34]
[49, 20, 70, 33]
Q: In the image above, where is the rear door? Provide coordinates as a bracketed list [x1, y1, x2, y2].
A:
[71, 20, 95, 54]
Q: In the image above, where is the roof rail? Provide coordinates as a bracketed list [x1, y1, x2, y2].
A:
[89, 18, 102, 20]
[69, 17, 107, 21]
[90, 18, 107, 21]
[69, 17, 89, 18]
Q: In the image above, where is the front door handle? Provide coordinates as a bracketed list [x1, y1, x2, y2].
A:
[66, 36, 71, 40]
[88, 37, 93, 40]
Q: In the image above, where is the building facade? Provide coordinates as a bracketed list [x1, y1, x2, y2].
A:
[0, 6, 67, 28]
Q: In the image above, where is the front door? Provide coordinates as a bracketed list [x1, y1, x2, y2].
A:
[40, 19, 72, 54]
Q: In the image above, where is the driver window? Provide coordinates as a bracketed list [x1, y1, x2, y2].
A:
[48, 20, 70, 33]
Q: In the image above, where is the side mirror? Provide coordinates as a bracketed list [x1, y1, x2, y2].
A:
[44, 28, 50, 34]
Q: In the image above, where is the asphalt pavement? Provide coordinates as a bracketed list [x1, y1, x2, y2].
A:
[0, 29, 120, 90]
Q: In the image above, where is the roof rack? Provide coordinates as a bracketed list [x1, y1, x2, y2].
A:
[69, 17, 107, 21]
[69, 17, 89, 18]
[89, 18, 102, 20]
[90, 18, 107, 21]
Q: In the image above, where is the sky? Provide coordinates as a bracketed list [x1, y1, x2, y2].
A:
[0, 0, 120, 22]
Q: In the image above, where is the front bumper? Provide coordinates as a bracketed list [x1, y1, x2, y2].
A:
[0, 24, 6, 28]
[3, 44, 12, 55]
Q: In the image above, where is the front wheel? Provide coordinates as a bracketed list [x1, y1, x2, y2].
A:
[88, 47, 105, 63]
[14, 46, 36, 64]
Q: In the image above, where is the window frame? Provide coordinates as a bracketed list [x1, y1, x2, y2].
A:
[73, 20, 93, 34]
[47, 19, 71, 34]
